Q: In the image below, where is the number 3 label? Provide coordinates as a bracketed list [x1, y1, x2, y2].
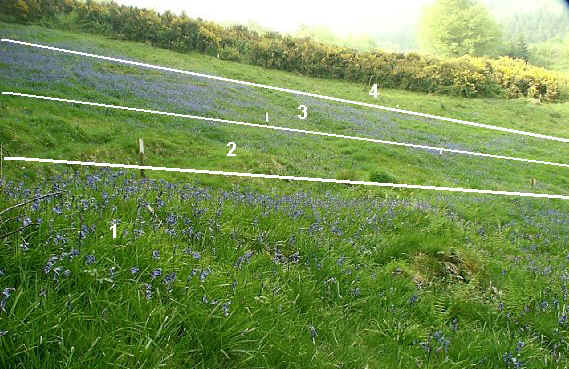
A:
[297, 105, 307, 120]
[226, 142, 237, 157]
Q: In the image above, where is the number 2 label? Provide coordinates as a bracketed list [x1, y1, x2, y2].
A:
[226, 142, 237, 157]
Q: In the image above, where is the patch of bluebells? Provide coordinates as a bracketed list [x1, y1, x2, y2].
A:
[4, 166, 569, 365]
[234, 250, 253, 269]
[418, 331, 450, 359]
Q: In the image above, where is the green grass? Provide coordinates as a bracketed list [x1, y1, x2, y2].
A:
[1, 21, 569, 368]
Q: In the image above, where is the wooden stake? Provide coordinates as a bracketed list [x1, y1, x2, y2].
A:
[138, 138, 145, 178]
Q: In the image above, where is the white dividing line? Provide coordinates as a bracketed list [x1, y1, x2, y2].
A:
[5, 156, 569, 200]
[3, 91, 569, 170]
[2, 38, 567, 143]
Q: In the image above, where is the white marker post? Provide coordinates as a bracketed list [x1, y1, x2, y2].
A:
[138, 138, 145, 178]
[265, 112, 269, 123]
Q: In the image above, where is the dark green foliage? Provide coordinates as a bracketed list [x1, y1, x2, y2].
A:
[369, 171, 398, 184]
[418, 0, 502, 58]
[504, 36, 530, 63]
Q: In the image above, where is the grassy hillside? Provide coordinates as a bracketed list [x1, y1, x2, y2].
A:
[2, 22, 569, 368]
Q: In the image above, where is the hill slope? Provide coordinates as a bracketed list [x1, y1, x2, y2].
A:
[1, 22, 569, 368]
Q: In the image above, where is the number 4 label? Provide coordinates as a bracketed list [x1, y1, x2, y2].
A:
[369, 83, 378, 99]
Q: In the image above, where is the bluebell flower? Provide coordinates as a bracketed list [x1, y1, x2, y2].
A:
[43, 255, 59, 274]
[200, 268, 211, 282]
[151, 268, 162, 280]
[166, 213, 177, 226]
[442, 339, 450, 354]
[130, 267, 140, 275]
[79, 224, 89, 239]
[2, 288, 14, 299]
[64, 269, 72, 278]
[20, 240, 29, 252]
[450, 317, 458, 331]
[433, 331, 443, 342]
[222, 302, 231, 317]
[163, 272, 176, 285]
[53, 267, 62, 281]
[309, 325, 317, 340]
[152, 250, 160, 260]
[0, 288, 15, 312]
[70, 249, 80, 259]
[23, 217, 32, 227]
[289, 252, 300, 264]
[144, 283, 152, 300]
[85, 255, 96, 265]
[234, 250, 253, 269]
[192, 251, 201, 260]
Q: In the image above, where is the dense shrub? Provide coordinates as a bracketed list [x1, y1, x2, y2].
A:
[2, 0, 567, 102]
[369, 171, 398, 184]
[219, 46, 240, 61]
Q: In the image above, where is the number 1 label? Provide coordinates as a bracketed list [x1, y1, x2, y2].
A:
[110, 223, 117, 239]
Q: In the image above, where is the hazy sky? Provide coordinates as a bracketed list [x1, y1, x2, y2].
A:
[114, 0, 434, 34]
[114, 0, 567, 35]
